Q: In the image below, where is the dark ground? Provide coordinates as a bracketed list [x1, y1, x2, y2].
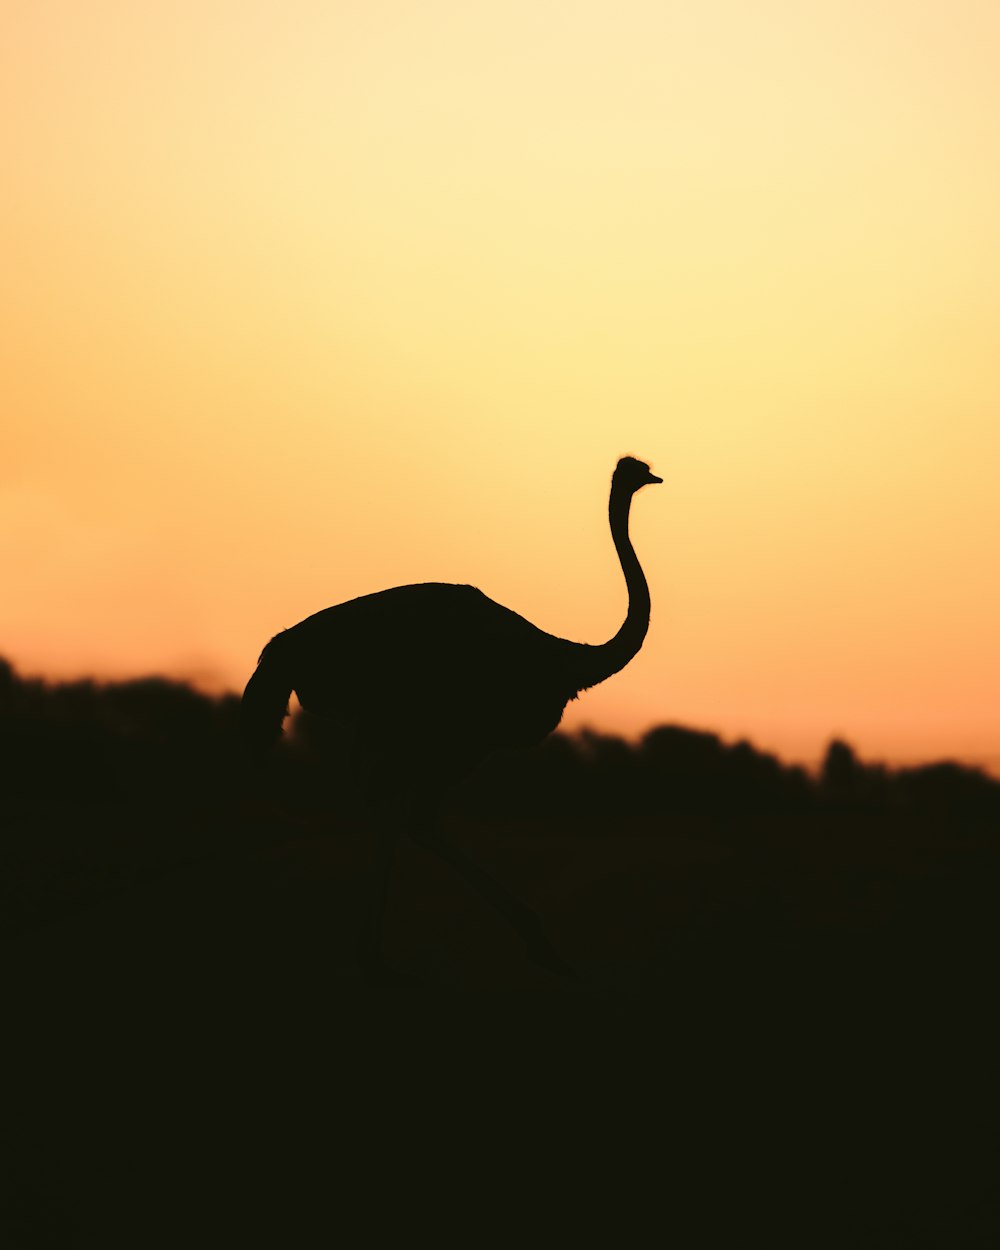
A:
[2, 661, 999, 1246]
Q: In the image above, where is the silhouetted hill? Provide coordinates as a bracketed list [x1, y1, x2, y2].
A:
[3, 655, 998, 829]
[3, 652, 998, 974]
[4, 657, 1000, 1245]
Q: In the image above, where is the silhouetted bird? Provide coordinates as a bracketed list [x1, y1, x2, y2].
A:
[242, 455, 661, 982]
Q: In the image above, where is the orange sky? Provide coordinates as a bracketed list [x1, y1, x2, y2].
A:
[3, 1, 1000, 772]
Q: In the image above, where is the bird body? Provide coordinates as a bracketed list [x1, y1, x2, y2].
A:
[241, 455, 661, 979]
[245, 581, 581, 775]
[244, 456, 660, 783]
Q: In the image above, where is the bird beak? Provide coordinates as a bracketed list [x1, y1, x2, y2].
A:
[647, 473, 663, 485]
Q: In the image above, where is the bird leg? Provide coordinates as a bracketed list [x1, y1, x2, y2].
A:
[408, 809, 576, 980]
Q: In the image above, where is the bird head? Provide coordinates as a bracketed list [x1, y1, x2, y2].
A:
[614, 456, 663, 493]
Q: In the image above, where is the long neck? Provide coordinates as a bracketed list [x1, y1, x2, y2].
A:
[571, 485, 651, 693]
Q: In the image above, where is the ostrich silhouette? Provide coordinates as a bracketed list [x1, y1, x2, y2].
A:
[241, 455, 661, 982]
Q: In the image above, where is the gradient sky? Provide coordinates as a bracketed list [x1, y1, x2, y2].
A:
[3, 1, 999, 771]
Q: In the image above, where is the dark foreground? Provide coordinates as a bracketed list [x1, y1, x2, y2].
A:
[2, 662, 999, 1245]
[4, 803, 999, 1247]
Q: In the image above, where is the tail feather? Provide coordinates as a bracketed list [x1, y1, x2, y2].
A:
[241, 641, 293, 760]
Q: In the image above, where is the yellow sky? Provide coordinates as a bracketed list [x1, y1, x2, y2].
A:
[3, 1, 999, 770]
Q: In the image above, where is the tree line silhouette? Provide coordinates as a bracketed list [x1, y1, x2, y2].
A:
[5, 655, 1000, 1244]
[5, 651, 999, 950]
[3, 655, 998, 832]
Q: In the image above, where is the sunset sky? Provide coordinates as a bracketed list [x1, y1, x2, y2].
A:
[3, 1, 999, 771]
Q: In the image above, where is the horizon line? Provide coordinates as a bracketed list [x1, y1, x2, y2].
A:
[3, 653, 997, 781]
